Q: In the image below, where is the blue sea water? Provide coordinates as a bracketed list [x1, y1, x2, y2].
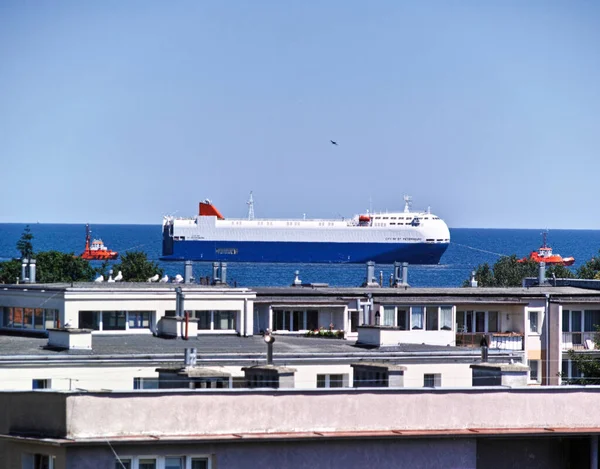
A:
[1, 223, 599, 288]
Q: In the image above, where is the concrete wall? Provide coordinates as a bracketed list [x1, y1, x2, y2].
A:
[358, 326, 454, 346]
[3, 387, 599, 440]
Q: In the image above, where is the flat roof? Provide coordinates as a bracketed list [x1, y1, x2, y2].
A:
[0, 334, 518, 364]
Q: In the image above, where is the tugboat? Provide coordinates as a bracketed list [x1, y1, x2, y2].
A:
[80, 224, 118, 260]
[518, 231, 574, 266]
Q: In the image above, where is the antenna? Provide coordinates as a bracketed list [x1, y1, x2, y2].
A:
[403, 195, 412, 213]
[247, 191, 255, 220]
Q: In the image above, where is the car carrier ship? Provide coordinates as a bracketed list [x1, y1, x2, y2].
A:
[161, 195, 450, 264]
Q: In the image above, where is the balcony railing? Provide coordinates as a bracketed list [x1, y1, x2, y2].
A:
[456, 332, 524, 351]
[562, 332, 598, 351]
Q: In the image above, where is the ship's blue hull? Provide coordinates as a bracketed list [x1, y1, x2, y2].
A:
[161, 239, 449, 264]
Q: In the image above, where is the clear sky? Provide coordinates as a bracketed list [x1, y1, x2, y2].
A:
[1, 1, 599, 228]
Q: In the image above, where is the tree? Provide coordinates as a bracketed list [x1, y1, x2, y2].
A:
[0, 259, 22, 284]
[16, 225, 34, 259]
[36, 251, 96, 283]
[113, 251, 163, 282]
[576, 252, 600, 279]
[563, 327, 600, 385]
[464, 255, 575, 287]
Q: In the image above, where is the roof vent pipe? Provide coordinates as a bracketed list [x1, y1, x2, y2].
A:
[184, 348, 197, 367]
[220, 262, 227, 285]
[366, 261, 375, 285]
[21, 259, 29, 283]
[470, 271, 478, 288]
[401, 262, 409, 286]
[184, 260, 193, 283]
[480, 336, 489, 362]
[538, 261, 546, 286]
[29, 259, 36, 284]
[212, 262, 220, 284]
[175, 287, 184, 317]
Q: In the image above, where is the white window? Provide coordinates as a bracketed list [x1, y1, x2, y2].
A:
[423, 373, 441, 387]
[32, 379, 50, 390]
[440, 306, 453, 330]
[316, 374, 348, 388]
[383, 306, 395, 326]
[529, 311, 539, 334]
[528, 360, 541, 383]
[411, 306, 424, 330]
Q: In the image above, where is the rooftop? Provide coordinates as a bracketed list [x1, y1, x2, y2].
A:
[0, 334, 517, 365]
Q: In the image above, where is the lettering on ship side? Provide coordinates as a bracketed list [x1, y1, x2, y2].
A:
[216, 248, 238, 255]
[385, 237, 423, 242]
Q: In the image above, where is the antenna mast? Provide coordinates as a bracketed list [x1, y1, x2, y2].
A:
[403, 195, 412, 213]
[247, 192, 255, 220]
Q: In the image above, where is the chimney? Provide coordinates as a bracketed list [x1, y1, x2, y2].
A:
[470, 271, 478, 288]
[220, 262, 227, 285]
[480, 336, 489, 362]
[184, 348, 197, 367]
[367, 261, 375, 283]
[212, 262, 220, 284]
[393, 261, 401, 286]
[401, 262, 409, 286]
[292, 270, 302, 286]
[21, 259, 29, 283]
[538, 261, 546, 286]
[184, 260, 193, 283]
[175, 287, 185, 317]
[264, 330, 275, 365]
[29, 259, 36, 284]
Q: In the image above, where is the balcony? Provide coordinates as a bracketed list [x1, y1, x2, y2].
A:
[562, 332, 598, 351]
[456, 332, 524, 351]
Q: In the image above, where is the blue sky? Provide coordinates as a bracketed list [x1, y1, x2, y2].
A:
[1, 1, 598, 228]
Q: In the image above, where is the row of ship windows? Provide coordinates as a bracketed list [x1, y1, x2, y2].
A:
[375, 217, 438, 221]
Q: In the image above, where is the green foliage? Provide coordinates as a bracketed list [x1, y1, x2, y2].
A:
[16, 225, 34, 259]
[36, 251, 96, 283]
[0, 259, 22, 284]
[576, 252, 600, 279]
[113, 251, 163, 282]
[464, 255, 575, 287]
[563, 326, 600, 385]
[305, 327, 344, 339]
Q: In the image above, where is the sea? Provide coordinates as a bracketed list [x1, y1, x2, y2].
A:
[1, 223, 599, 288]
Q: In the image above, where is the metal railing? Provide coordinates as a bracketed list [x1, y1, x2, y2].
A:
[562, 332, 598, 351]
[456, 333, 524, 351]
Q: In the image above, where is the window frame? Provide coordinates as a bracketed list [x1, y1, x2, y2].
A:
[423, 373, 442, 387]
[529, 311, 540, 334]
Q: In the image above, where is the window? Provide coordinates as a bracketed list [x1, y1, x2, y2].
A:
[191, 459, 209, 469]
[584, 310, 600, 332]
[133, 378, 159, 390]
[23, 308, 34, 329]
[139, 459, 156, 469]
[317, 374, 347, 388]
[128, 312, 151, 329]
[411, 306, 424, 330]
[306, 310, 318, 330]
[397, 309, 408, 330]
[165, 457, 184, 469]
[487, 311, 499, 333]
[292, 311, 303, 331]
[529, 311, 539, 334]
[22, 454, 55, 469]
[116, 460, 132, 469]
[475, 311, 486, 333]
[196, 311, 211, 330]
[103, 311, 126, 331]
[383, 306, 395, 326]
[440, 306, 453, 330]
[528, 360, 540, 383]
[214, 311, 236, 330]
[426, 307, 438, 330]
[79, 311, 99, 330]
[423, 373, 441, 387]
[32, 379, 50, 390]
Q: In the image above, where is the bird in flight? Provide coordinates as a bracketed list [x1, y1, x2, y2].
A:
[330, 140, 338, 146]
